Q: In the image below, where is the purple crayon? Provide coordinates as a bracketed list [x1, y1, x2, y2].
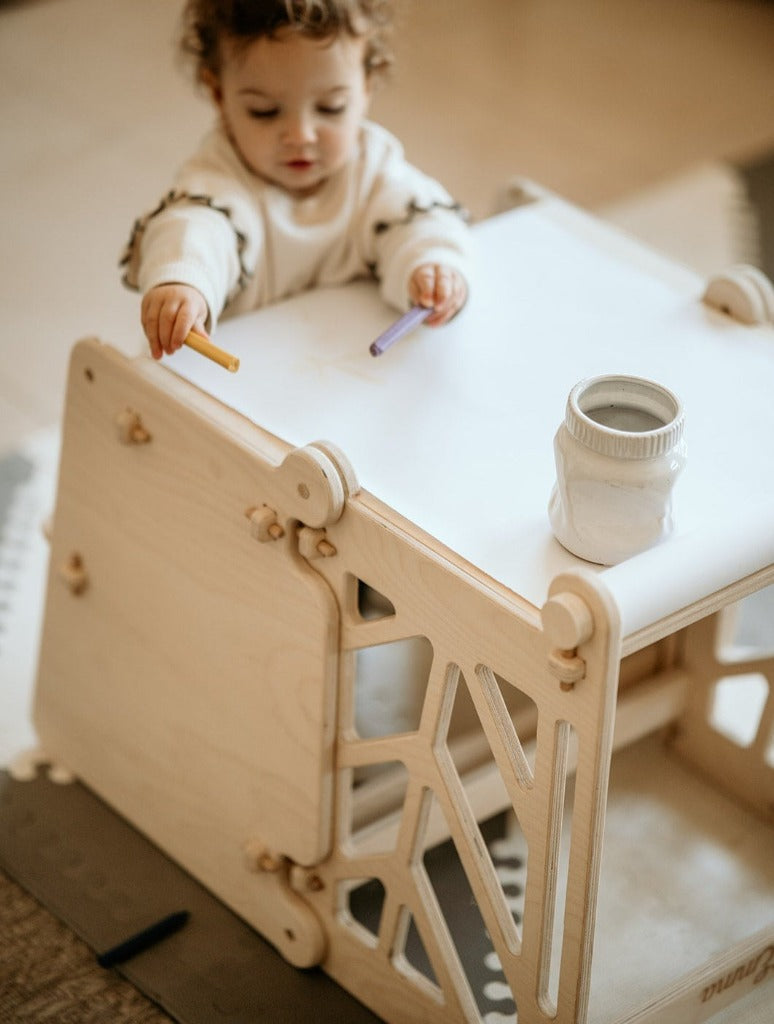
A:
[369, 305, 433, 357]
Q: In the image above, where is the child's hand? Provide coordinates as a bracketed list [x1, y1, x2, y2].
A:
[409, 264, 468, 326]
[141, 284, 209, 360]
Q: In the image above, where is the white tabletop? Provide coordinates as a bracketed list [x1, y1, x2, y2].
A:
[170, 199, 774, 612]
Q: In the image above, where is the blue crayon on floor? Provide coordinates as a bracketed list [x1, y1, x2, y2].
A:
[369, 305, 433, 357]
[97, 910, 190, 968]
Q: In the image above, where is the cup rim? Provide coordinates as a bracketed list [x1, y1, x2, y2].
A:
[566, 374, 685, 458]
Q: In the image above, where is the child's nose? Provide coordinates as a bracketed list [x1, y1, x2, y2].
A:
[283, 113, 316, 146]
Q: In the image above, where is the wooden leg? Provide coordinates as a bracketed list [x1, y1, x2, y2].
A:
[671, 609, 774, 824]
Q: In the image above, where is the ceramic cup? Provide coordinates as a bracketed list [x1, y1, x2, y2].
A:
[548, 374, 687, 565]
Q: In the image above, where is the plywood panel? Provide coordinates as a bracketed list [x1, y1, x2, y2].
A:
[34, 340, 339, 939]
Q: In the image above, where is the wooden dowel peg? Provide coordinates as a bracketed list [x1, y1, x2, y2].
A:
[246, 506, 285, 542]
[548, 649, 586, 689]
[116, 408, 151, 445]
[244, 839, 283, 873]
[59, 552, 88, 595]
[297, 527, 337, 560]
[316, 539, 337, 558]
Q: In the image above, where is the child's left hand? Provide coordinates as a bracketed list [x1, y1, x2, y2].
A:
[409, 264, 468, 326]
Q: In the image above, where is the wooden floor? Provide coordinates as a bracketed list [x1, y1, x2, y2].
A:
[1, 0, 774, 449]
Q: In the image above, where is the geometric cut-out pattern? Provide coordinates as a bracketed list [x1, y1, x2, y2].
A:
[304, 516, 618, 1023]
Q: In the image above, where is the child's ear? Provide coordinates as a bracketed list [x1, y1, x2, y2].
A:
[200, 68, 223, 108]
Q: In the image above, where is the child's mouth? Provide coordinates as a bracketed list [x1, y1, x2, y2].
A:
[287, 159, 314, 171]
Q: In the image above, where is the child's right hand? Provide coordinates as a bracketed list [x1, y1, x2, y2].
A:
[141, 283, 209, 360]
[409, 264, 467, 326]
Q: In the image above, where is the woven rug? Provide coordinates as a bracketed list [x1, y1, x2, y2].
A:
[0, 869, 171, 1024]
[1, 154, 773, 1023]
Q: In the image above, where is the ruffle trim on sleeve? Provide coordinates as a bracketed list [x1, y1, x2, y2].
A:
[372, 198, 470, 236]
[119, 189, 251, 297]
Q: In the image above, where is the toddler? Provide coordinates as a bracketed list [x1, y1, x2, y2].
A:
[121, 0, 473, 361]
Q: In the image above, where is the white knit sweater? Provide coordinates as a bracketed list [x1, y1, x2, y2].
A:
[121, 120, 472, 328]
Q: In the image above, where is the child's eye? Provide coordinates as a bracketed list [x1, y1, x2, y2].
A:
[318, 105, 346, 116]
[248, 108, 279, 120]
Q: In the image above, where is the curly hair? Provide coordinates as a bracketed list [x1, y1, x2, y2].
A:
[180, 0, 394, 82]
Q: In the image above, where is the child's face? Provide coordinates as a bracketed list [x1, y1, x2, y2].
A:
[213, 31, 371, 196]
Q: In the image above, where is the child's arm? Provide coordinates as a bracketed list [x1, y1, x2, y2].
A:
[357, 126, 473, 325]
[121, 136, 258, 361]
[409, 264, 468, 326]
[141, 283, 210, 361]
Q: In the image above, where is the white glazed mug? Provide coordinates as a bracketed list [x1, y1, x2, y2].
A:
[548, 375, 687, 565]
